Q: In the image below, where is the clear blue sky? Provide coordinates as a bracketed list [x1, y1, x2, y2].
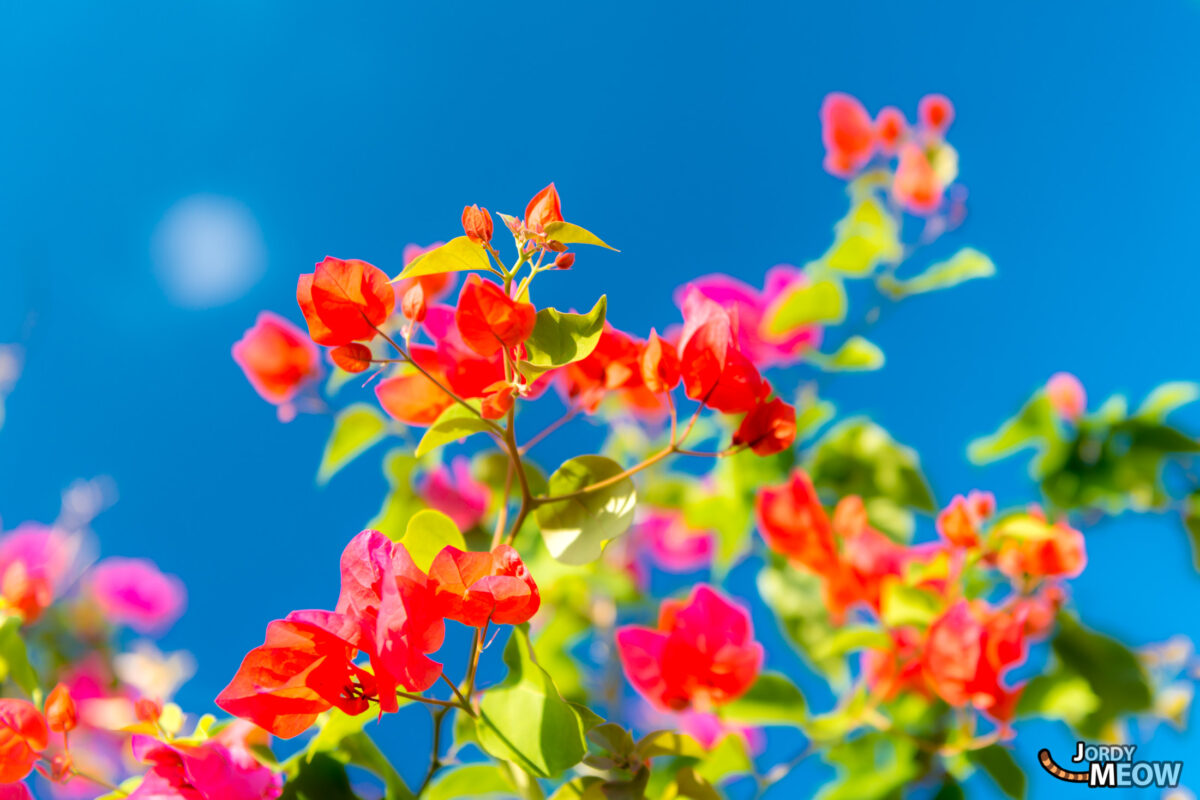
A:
[1, 2, 1197, 797]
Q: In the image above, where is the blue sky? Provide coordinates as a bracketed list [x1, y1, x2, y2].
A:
[1, 2, 1198, 797]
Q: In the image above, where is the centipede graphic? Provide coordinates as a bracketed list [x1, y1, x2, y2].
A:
[1039, 748, 1090, 782]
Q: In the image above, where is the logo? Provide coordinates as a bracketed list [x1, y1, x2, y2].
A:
[1038, 742, 1183, 789]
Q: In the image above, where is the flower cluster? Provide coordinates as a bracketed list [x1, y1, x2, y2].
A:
[217, 530, 538, 737]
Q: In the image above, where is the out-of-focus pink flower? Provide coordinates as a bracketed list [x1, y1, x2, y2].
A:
[893, 143, 943, 215]
[0, 784, 33, 800]
[1045, 372, 1086, 421]
[418, 457, 490, 532]
[126, 733, 281, 800]
[634, 511, 713, 573]
[0, 524, 75, 623]
[89, 558, 186, 634]
[918, 94, 955, 139]
[634, 699, 765, 754]
[676, 266, 822, 369]
[820, 92, 876, 177]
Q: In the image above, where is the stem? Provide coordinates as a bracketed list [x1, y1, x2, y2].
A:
[370, 323, 500, 431]
[519, 404, 580, 455]
[397, 691, 463, 710]
[416, 705, 449, 796]
[491, 460, 515, 549]
[440, 672, 472, 712]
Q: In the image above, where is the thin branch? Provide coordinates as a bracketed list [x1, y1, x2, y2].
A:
[519, 404, 581, 455]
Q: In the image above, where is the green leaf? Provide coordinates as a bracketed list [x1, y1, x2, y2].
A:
[966, 745, 1026, 800]
[808, 336, 884, 372]
[301, 708, 415, 800]
[878, 247, 995, 299]
[474, 627, 588, 778]
[719, 673, 807, 726]
[758, 564, 847, 685]
[425, 764, 515, 800]
[397, 509, 466, 571]
[879, 581, 943, 628]
[415, 402, 494, 458]
[337, 732, 414, 800]
[393, 236, 493, 281]
[818, 733, 920, 800]
[306, 708, 377, 758]
[825, 197, 902, 277]
[967, 394, 1057, 467]
[1137, 381, 1200, 420]
[807, 418, 936, 514]
[369, 450, 423, 541]
[0, 613, 39, 696]
[283, 752, 362, 800]
[1045, 613, 1153, 737]
[542, 221, 617, 251]
[1185, 491, 1200, 572]
[318, 404, 390, 485]
[519, 296, 607, 381]
[812, 625, 892, 661]
[1016, 672, 1100, 726]
[694, 734, 754, 784]
[763, 279, 847, 336]
[535, 455, 637, 565]
[670, 767, 723, 800]
[634, 730, 709, 760]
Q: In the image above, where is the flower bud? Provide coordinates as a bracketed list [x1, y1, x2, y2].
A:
[45, 684, 77, 734]
[461, 205, 493, 244]
[554, 252, 575, 270]
[401, 282, 428, 323]
[135, 697, 162, 724]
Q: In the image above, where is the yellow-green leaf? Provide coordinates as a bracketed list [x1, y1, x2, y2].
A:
[535, 455, 637, 565]
[519, 296, 607, 381]
[398, 509, 465, 570]
[0, 613, 39, 696]
[879, 580, 943, 628]
[392, 236, 493, 281]
[318, 404, 390, 485]
[825, 197, 902, 277]
[543, 221, 617, 251]
[808, 336, 884, 372]
[878, 247, 995, 299]
[763, 279, 846, 336]
[414, 402, 494, 458]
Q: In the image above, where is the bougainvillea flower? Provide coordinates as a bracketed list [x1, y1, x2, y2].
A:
[89, 557, 187, 634]
[917, 93, 955, 138]
[678, 268, 822, 370]
[330, 343, 373, 374]
[332, 531, 446, 712]
[45, 684, 77, 734]
[374, 345, 456, 426]
[634, 511, 713, 573]
[639, 329, 680, 394]
[216, 616, 374, 738]
[296, 257, 395, 346]
[561, 323, 645, 412]
[862, 627, 926, 701]
[0, 784, 33, 800]
[874, 106, 908, 155]
[126, 733, 282, 800]
[462, 205, 494, 244]
[419, 457, 490, 532]
[820, 92, 876, 178]
[922, 601, 1026, 726]
[428, 544, 540, 627]
[676, 289, 764, 413]
[454, 274, 537, 357]
[401, 281, 428, 323]
[0, 699, 48, 783]
[992, 514, 1086, 579]
[892, 143, 943, 215]
[617, 585, 762, 712]
[524, 183, 564, 235]
[0, 523, 74, 624]
[1045, 371, 1086, 421]
[755, 469, 839, 575]
[936, 490, 996, 549]
[232, 312, 321, 406]
[733, 396, 797, 456]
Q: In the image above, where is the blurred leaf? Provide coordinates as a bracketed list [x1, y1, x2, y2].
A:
[967, 394, 1057, 468]
[966, 745, 1026, 800]
[825, 197, 902, 277]
[520, 296, 607, 381]
[758, 563, 847, 685]
[879, 580, 943, 628]
[399, 509, 466, 571]
[1185, 491, 1200, 572]
[543, 221, 617, 250]
[425, 764, 515, 800]
[588, 722, 635, 756]
[694, 734, 754, 784]
[808, 336, 885, 372]
[808, 418, 936, 513]
[0, 614, 39, 696]
[475, 626, 588, 778]
[547, 778, 603, 800]
[1016, 672, 1100, 726]
[301, 708, 414, 800]
[794, 386, 835, 443]
[668, 767, 722, 800]
[394, 236, 492, 281]
[536, 455, 637, 565]
[719, 672, 807, 726]
[97, 778, 144, 800]
[337, 732, 413, 800]
[1136, 381, 1200, 421]
[818, 733, 920, 800]
[878, 248, 995, 299]
[763, 279, 847, 335]
[282, 752, 362, 800]
[369, 450, 423, 541]
[635, 730, 709, 760]
[813, 625, 891, 660]
[319, 404, 390, 485]
[415, 402, 493, 458]
[1040, 612, 1153, 737]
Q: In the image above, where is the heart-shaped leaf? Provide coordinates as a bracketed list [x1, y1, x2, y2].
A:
[318, 404, 390, 485]
[397, 509, 466, 571]
[519, 296, 607, 380]
[392, 236, 493, 281]
[414, 402, 494, 458]
[536, 455, 636, 565]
